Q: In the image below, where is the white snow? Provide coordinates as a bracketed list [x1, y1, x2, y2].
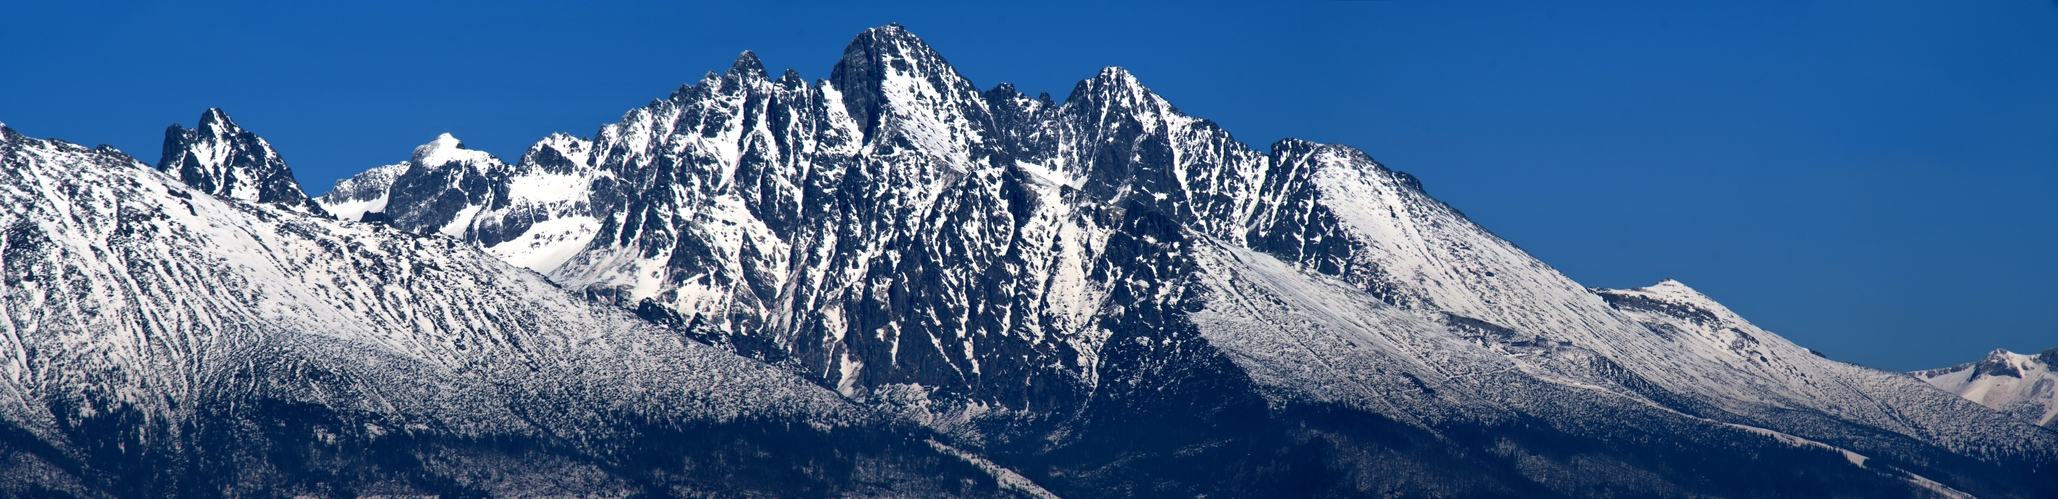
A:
[412, 132, 495, 169]
[482, 216, 601, 275]
[0, 129, 867, 445]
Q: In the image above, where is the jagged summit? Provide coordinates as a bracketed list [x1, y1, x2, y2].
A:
[1978, 348, 2040, 377]
[1082, 66, 1144, 89]
[156, 108, 325, 213]
[311, 132, 508, 230]
[376, 132, 508, 236]
[317, 162, 407, 222]
[316, 129, 606, 273]
[829, 22, 979, 139]
[1062, 66, 1174, 121]
[731, 49, 767, 77]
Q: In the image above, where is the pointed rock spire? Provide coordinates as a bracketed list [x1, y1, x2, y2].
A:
[717, 50, 771, 93]
[158, 108, 324, 213]
[1066, 66, 1165, 114]
[828, 23, 975, 138]
[730, 50, 767, 78]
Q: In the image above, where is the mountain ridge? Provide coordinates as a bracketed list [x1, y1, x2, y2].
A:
[0, 121, 1039, 497]
[2, 23, 2051, 497]
[315, 24, 2054, 496]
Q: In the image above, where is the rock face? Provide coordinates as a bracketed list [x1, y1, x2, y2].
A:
[1916, 348, 2058, 428]
[158, 108, 326, 214]
[4, 23, 2052, 498]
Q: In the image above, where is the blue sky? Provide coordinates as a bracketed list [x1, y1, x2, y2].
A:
[3, 0, 2053, 371]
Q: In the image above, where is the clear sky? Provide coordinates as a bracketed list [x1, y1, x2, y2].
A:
[3, 1, 2052, 371]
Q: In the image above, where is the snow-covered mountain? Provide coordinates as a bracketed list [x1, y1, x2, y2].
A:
[7, 23, 2052, 497]
[313, 23, 2056, 498]
[318, 132, 609, 275]
[1916, 348, 2058, 428]
[0, 122, 1044, 497]
[304, 22, 2058, 494]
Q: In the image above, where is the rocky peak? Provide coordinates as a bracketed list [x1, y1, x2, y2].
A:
[517, 132, 595, 176]
[1974, 349, 2031, 378]
[729, 50, 768, 80]
[157, 108, 324, 213]
[1067, 67, 1158, 112]
[828, 23, 981, 141]
[384, 133, 507, 236]
[410, 133, 494, 170]
[778, 67, 806, 87]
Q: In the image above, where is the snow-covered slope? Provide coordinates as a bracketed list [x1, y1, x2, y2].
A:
[468, 133, 608, 274]
[1591, 281, 2057, 462]
[0, 123, 1035, 497]
[1916, 348, 2058, 428]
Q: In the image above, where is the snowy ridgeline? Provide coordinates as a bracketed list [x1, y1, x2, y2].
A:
[0, 22, 2051, 498]
[327, 21, 2050, 460]
[0, 124, 1051, 497]
[0, 121, 886, 431]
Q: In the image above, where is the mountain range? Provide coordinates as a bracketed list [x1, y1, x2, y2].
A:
[1, 24, 2051, 498]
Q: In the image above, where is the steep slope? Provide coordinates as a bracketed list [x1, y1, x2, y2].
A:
[157, 108, 326, 214]
[329, 24, 2057, 497]
[1915, 348, 2058, 428]
[1593, 281, 2056, 455]
[467, 133, 608, 274]
[0, 124, 1040, 497]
